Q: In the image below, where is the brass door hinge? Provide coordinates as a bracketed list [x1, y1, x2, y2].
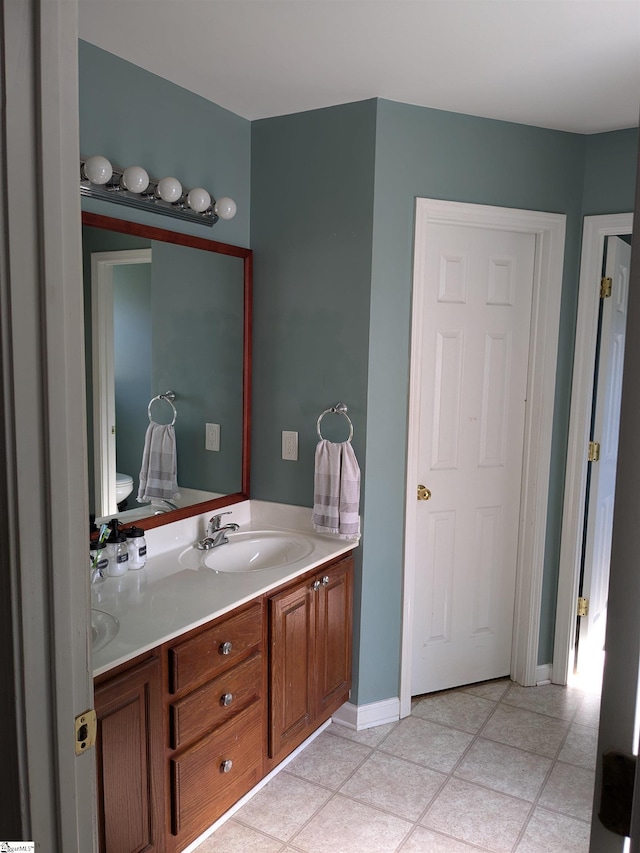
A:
[601, 277, 612, 298]
[577, 597, 589, 617]
[588, 441, 601, 462]
[75, 709, 97, 755]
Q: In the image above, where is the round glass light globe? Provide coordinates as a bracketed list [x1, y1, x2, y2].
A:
[186, 187, 211, 213]
[156, 176, 183, 203]
[213, 197, 237, 220]
[121, 165, 149, 194]
[83, 155, 113, 185]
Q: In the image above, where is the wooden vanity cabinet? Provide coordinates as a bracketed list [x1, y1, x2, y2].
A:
[166, 599, 266, 852]
[94, 551, 353, 853]
[94, 655, 166, 853]
[269, 554, 353, 764]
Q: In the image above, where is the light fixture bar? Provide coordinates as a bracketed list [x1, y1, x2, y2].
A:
[80, 156, 237, 227]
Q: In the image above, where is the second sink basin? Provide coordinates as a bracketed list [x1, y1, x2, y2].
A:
[203, 530, 314, 572]
[91, 608, 119, 652]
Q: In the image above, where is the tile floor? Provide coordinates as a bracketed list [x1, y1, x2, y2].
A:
[194, 677, 601, 853]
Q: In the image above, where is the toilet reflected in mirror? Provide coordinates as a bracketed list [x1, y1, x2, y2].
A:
[115, 472, 134, 507]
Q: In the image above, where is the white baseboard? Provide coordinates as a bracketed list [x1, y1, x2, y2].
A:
[332, 697, 400, 731]
[536, 663, 552, 685]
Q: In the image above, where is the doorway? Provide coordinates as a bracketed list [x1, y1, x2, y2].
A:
[400, 199, 566, 717]
[553, 213, 633, 687]
[91, 248, 152, 517]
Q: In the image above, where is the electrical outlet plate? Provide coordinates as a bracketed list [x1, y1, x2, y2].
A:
[205, 423, 220, 452]
[282, 430, 298, 461]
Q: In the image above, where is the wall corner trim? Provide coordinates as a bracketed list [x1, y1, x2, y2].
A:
[536, 663, 553, 685]
[332, 697, 400, 731]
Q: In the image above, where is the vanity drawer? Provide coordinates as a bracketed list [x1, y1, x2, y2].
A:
[170, 651, 263, 749]
[170, 700, 263, 841]
[169, 601, 262, 694]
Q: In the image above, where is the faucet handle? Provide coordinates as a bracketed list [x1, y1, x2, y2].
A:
[208, 511, 232, 533]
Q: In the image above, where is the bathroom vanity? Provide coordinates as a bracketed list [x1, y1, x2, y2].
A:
[91, 503, 354, 853]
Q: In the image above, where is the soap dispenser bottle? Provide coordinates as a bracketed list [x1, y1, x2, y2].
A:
[125, 526, 147, 570]
[106, 519, 129, 577]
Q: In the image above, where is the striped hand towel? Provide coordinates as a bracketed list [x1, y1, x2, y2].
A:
[137, 421, 180, 502]
[312, 439, 361, 540]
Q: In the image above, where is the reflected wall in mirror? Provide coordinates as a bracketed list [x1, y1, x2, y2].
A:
[82, 212, 252, 529]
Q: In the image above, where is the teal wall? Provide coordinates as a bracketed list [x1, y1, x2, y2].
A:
[250, 103, 377, 698]
[251, 99, 637, 702]
[152, 243, 244, 495]
[80, 41, 638, 705]
[582, 128, 639, 216]
[78, 41, 250, 247]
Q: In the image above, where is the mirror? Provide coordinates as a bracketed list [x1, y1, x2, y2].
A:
[82, 212, 252, 530]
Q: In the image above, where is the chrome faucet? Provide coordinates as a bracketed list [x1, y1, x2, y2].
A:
[197, 512, 239, 550]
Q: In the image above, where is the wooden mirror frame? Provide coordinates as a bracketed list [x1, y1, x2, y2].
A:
[82, 211, 252, 530]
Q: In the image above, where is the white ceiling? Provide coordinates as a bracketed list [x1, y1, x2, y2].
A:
[78, 0, 640, 134]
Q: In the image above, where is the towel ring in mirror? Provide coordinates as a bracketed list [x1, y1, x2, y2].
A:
[148, 391, 177, 426]
[317, 403, 353, 443]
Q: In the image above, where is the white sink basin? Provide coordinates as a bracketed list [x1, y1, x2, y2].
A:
[203, 530, 314, 573]
[91, 609, 119, 652]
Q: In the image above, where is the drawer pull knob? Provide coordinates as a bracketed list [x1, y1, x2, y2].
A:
[312, 580, 321, 591]
[220, 641, 233, 655]
[221, 692, 233, 707]
[221, 759, 233, 773]
[322, 576, 330, 586]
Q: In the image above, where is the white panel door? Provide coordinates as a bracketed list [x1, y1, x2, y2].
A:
[411, 223, 535, 695]
[579, 236, 631, 671]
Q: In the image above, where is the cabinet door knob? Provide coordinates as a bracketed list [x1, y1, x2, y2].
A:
[220, 641, 233, 655]
[221, 692, 233, 707]
[322, 576, 330, 586]
[221, 759, 233, 773]
[312, 580, 321, 591]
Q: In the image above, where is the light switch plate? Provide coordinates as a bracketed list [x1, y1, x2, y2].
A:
[205, 423, 220, 451]
[282, 430, 298, 461]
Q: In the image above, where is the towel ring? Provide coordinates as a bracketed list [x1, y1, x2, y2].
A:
[317, 403, 353, 443]
[148, 391, 177, 426]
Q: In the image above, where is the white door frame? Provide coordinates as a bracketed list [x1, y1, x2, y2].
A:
[552, 213, 633, 686]
[91, 249, 152, 516]
[400, 199, 566, 718]
[2, 0, 96, 847]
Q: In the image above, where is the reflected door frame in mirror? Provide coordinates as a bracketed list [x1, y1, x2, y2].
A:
[82, 211, 252, 530]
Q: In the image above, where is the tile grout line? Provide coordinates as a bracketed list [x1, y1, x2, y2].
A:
[407, 684, 510, 852]
[509, 685, 597, 851]
[200, 678, 599, 853]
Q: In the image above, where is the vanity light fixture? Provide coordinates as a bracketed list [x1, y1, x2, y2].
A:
[80, 155, 236, 227]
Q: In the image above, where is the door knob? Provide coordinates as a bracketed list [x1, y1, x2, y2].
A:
[417, 484, 432, 501]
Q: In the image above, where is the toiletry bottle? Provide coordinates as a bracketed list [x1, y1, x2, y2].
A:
[89, 539, 108, 584]
[125, 526, 147, 570]
[106, 519, 129, 577]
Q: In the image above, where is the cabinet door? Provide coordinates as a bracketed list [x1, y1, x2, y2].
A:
[95, 657, 165, 853]
[170, 701, 263, 847]
[269, 578, 315, 760]
[316, 556, 353, 716]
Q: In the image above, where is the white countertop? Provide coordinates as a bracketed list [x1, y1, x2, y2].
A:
[91, 500, 357, 678]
